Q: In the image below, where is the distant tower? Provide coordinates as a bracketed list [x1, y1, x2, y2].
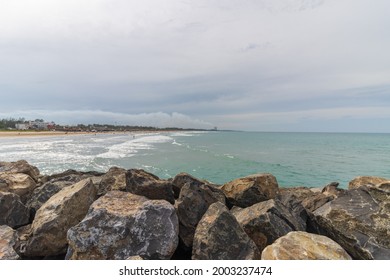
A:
[213, 126, 218, 131]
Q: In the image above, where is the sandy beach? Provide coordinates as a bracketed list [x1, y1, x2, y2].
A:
[0, 130, 136, 138]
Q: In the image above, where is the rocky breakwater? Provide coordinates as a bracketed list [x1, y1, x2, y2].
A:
[0, 160, 389, 260]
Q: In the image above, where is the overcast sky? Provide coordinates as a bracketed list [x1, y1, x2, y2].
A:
[1, 0, 389, 131]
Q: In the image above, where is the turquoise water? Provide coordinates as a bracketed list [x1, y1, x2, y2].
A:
[1, 131, 389, 188]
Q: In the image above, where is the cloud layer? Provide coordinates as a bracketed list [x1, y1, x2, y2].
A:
[1, 0, 389, 131]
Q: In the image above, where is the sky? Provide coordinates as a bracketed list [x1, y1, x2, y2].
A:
[1, 0, 389, 132]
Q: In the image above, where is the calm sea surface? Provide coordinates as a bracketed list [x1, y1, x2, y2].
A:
[1, 131, 389, 188]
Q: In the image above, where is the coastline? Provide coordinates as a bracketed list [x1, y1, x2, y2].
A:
[0, 130, 169, 138]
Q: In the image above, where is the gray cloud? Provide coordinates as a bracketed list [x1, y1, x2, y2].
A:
[1, 0, 389, 131]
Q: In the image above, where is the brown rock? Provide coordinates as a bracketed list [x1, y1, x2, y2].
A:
[261, 231, 352, 260]
[97, 166, 127, 196]
[126, 169, 175, 204]
[220, 174, 279, 208]
[24, 179, 97, 257]
[349, 176, 388, 189]
[0, 192, 29, 229]
[0, 160, 40, 182]
[176, 182, 226, 248]
[66, 191, 179, 260]
[233, 199, 306, 252]
[192, 202, 260, 260]
[0, 173, 37, 203]
[0, 225, 20, 260]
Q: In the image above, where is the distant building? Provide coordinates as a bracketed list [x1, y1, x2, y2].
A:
[15, 123, 28, 130]
[28, 121, 56, 130]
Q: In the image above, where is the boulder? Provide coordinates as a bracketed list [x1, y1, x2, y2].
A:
[126, 169, 175, 204]
[233, 199, 306, 252]
[26, 172, 101, 216]
[220, 174, 279, 208]
[66, 191, 179, 260]
[0, 192, 29, 228]
[0, 160, 40, 182]
[311, 186, 390, 259]
[261, 231, 352, 260]
[24, 179, 97, 257]
[97, 167, 127, 196]
[349, 176, 388, 189]
[0, 225, 20, 260]
[172, 172, 218, 199]
[279, 186, 335, 212]
[0, 173, 37, 203]
[176, 182, 226, 248]
[39, 169, 104, 185]
[192, 202, 260, 260]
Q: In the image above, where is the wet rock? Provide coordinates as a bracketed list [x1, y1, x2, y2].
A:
[0, 173, 37, 203]
[311, 186, 390, 259]
[97, 167, 127, 196]
[233, 199, 306, 252]
[0, 160, 40, 182]
[349, 176, 388, 189]
[126, 169, 175, 204]
[24, 179, 97, 257]
[172, 172, 218, 199]
[176, 182, 226, 248]
[220, 174, 279, 208]
[0, 192, 29, 229]
[261, 231, 352, 260]
[192, 202, 260, 260]
[0, 225, 20, 260]
[66, 191, 178, 260]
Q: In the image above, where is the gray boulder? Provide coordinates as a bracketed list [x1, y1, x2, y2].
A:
[126, 169, 175, 204]
[0, 192, 29, 229]
[233, 199, 306, 252]
[97, 166, 127, 196]
[192, 202, 260, 260]
[176, 182, 226, 248]
[66, 191, 179, 260]
[311, 186, 390, 259]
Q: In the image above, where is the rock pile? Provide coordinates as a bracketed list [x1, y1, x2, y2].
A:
[0, 160, 389, 260]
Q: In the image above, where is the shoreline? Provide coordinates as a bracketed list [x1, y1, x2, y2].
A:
[0, 130, 182, 138]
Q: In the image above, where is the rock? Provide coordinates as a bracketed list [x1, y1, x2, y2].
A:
[0, 173, 37, 203]
[311, 186, 390, 259]
[97, 167, 127, 196]
[39, 169, 104, 185]
[26, 172, 101, 216]
[261, 231, 352, 260]
[0, 160, 40, 182]
[233, 199, 306, 252]
[66, 191, 179, 260]
[24, 179, 97, 257]
[376, 181, 390, 191]
[126, 255, 144, 260]
[176, 182, 226, 248]
[0, 225, 20, 260]
[220, 174, 279, 208]
[349, 176, 388, 189]
[192, 202, 260, 260]
[279, 186, 334, 212]
[0, 192, 29, 228]
[126, 169, 175, 204]
[172, 172, 218, 199]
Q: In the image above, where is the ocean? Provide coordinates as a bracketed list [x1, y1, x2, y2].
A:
[1, 131, 389, 188]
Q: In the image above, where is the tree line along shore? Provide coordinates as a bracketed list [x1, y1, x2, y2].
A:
[0, 160, 389, 260]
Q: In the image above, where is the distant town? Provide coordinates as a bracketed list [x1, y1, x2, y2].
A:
[0, 117, 217, 132]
